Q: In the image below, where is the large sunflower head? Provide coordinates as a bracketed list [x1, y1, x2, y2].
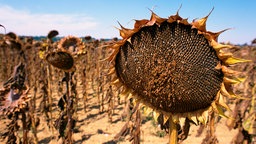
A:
[108, 8, 249, 136]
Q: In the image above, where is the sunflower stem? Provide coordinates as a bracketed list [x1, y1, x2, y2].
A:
[21, 110, 28, 144]
[169, 118, 178, 144]
[65, 72, 73, 144]
[46, 46, 54, 133]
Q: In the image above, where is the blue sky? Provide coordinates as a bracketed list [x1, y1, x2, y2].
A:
[0, 0, 255, 44]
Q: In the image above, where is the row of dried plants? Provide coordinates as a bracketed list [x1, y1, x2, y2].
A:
[0, 22, 255, 144]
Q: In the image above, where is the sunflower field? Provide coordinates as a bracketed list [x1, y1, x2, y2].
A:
[0, 10, 255, 144]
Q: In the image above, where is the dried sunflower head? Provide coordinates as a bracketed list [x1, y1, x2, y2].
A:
[47, 30, 59, 40]
[57, 35, 85, 55]
[4, 32, 22, 51]
[0, 87, 30, 117]
[45, 36, 85, 71]
[84, 35, 92, 41]
[108, 9, 250, 127]
[5, 32, 18, 40]
[46, 50, 75, 71]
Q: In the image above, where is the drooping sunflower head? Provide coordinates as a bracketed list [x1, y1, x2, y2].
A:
[45, 36, 85, 71]
[46, 50, 75, 71]
[5, 32, 18, 40]
[108, 9, 250, 125]
[47, 30, 59, 40]
[3, 32, 22, 51]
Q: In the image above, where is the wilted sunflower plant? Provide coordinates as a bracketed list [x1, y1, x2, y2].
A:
[43, 35, 85, 143]
[0, 63, 31, 144]
[225, 45, 255, 143]
[37, 30, 60, 131]
[107, 8, 250, 143]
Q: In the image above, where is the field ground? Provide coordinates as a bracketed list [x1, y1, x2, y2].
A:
[0, 80, 238, 144]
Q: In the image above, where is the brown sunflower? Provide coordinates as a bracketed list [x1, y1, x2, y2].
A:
[108, 9, 250, 143]
[46, 50, 75, 71]
[57, 35, 85, 55]
[0, 87, 30, 116]
[45, 36, 85, 71]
